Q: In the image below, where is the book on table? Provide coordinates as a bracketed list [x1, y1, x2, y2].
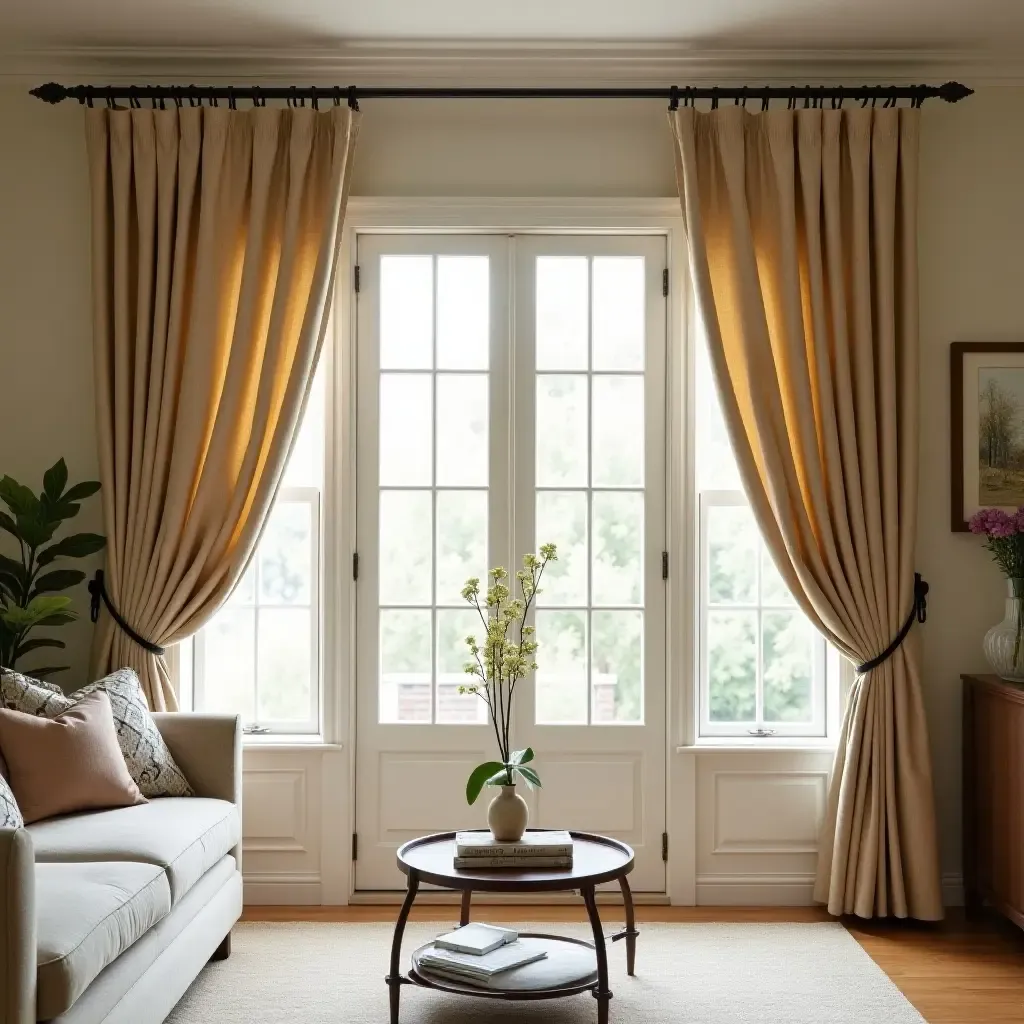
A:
[453, 854, 572, 869]
[455, 829, 573, 858]
[417, 938, 548, 987]
[433, 922, 518, 956]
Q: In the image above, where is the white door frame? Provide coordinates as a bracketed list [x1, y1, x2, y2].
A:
[330, 197, 696, 904]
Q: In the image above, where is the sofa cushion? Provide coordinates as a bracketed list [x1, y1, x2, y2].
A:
[0, 667, 193, 798]
[29, 797, 239, 904]
[35, 860, 171, 1019]
[0, 691, 146, 824]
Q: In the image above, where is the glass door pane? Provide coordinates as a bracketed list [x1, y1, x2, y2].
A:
[375, 253, 490, 726]
[533, 254, 647, 725]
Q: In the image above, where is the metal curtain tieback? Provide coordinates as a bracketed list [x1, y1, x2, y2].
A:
[856, 573, 929, 675]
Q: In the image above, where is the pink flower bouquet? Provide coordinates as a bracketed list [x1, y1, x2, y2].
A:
[969, 507, 1024, 669]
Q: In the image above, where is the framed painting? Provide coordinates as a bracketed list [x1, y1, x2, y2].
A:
[951, 342, 1024, 531]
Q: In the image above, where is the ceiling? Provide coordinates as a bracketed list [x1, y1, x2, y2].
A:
[2, 0, 1023, 52]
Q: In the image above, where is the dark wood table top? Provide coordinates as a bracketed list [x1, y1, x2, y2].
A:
[396, 831, 634, 893]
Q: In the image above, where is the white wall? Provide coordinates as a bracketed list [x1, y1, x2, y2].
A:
[0, 92, 100, 687]
[1, 83, 1022, 897]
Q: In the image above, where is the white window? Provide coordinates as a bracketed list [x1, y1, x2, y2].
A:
[188, 368, 325, 735]
[695, 326, 829, 738]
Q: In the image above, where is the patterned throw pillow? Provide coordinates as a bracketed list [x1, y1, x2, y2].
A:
[0, 667, 193, 798]
[0, 772, 23, 829]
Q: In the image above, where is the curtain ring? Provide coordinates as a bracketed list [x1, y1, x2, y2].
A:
[668, 85, 679, 112]
[311, 87, 319, 110]
[227, 87, 236, 110]
[710, 87, 719, 110]
[347, 85, 359, 111]
[332, 86, 341, 106]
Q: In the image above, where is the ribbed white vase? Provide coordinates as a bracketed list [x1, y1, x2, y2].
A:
[982, 577, 1024, 682]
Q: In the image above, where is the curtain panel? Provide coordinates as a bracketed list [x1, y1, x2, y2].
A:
[85, 104, 359, 710]
[670, 106, 942, 919]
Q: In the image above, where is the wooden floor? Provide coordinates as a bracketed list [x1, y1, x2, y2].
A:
[242, 904, 1024, 1023]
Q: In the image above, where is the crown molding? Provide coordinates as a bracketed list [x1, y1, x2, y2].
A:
[3, 40, 1023, 88]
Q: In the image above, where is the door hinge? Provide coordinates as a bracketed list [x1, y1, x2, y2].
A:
[661, 551, 669, 580]
[354, 264, 361, 293]
[352, 833, 358, 861]
[662, 832, 669, 861]
[352, 552, 359, 581]
[662, 268, 669, 297]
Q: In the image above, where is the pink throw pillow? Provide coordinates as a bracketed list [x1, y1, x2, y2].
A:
[0, 690, 147, 824]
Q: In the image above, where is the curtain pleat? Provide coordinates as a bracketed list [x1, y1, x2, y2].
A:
[85, 105, 359, 710]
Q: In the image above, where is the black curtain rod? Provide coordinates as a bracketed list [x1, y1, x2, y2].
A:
[31, 81, 973, 110]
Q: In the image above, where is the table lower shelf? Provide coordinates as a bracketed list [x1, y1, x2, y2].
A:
[409, 933, 599, 1000]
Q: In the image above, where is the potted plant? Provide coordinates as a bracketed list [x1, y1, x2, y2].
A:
[0, 459, 105, 677]
[969, 507, 1024, 681]
[461, 544, 556, 842]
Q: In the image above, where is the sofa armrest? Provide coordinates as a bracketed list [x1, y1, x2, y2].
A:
[0, 828, 35, 1024]
[150, 713, 242, 806]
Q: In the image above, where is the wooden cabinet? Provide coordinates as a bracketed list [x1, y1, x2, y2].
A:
[962, 674, 1024, 930]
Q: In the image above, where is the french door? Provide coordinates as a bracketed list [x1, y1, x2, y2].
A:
[354, 232, 667, 892]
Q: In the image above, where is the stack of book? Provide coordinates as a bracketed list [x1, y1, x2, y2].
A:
[453, 829, 574, 869]
[417, 923, 547, 988]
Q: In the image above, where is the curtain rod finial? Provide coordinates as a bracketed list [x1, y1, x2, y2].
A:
[939, 81, 973, 103]
[31, 82, 67, 104]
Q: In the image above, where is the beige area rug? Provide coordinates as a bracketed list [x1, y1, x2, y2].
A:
[166, 921, 925, 1024]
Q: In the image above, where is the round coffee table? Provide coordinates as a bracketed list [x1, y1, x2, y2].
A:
[386, 830, 637, 1024]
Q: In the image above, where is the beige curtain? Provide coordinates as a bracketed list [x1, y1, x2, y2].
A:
[671, 106, 942, 919]
[85, 104, 359, 710]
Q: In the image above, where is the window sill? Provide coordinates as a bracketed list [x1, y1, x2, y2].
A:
[242, 735, 343, 752]
[678, 739, 837, 754]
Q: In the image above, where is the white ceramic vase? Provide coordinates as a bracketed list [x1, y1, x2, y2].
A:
[487, 785, 528, 842]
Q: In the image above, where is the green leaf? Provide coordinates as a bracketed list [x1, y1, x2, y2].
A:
[61, 481, 101, 503]
[46, 502, 82, 522]
[24, 666, 68, 678]
[31, 569, 86, 596]
[61, 481, 101, 504]
[42, 459, 68, 502]
[37, 533, 106, 565]
[15, 514, 57, 548]
[466, 761, 505, 805]
[14, 638, 65, 658]
[0, 511, 18, 540]
[484, 767, 513, 788]
[0, 554, 28, 589]
[517, 765, 542, 789]
[0, 574, 17, 600]
[34, 612, 77, 627]
[1, 595, 74, 629]
[0, 477, 39, 518]
[510, 747, 534, 766]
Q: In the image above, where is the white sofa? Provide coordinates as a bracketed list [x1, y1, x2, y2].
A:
[0, 714, 243, 1024]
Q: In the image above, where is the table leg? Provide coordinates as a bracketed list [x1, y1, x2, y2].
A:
[386, 871, 419, 1024]
[582, 884, 612, 1024]
[617, 875, 638, 976]
[459, 889, 472, 927]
